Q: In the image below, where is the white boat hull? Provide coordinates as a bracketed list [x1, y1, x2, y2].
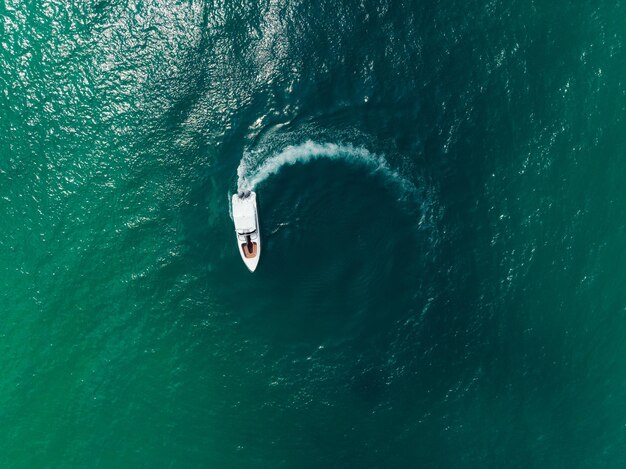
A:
[232, 191, 261, 272]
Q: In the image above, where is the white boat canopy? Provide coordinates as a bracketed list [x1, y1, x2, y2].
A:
[232, 197, 257, 233]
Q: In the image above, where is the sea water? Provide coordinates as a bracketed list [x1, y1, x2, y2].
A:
[2, 0, 626, 467]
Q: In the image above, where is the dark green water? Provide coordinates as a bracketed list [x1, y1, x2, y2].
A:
[3, 0, 626, 467]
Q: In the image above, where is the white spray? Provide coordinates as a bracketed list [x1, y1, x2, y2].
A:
[237, 141, 412, 195]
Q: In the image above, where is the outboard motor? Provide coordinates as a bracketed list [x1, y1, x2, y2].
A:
[244, 190, 251, 198]
[238, 190, 244, 198]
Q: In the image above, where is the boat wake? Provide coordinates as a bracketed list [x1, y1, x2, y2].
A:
[236, 141, 416, 198]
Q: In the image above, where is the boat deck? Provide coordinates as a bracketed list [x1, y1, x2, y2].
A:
[242, 242, 258, 258]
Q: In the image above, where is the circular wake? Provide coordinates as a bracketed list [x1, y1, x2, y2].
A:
[236, 141, 416, 198]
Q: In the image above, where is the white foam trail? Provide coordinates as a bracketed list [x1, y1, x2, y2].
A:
[237, 141, 409, 193]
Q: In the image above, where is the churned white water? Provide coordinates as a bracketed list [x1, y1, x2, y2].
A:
[236, 141, 410, 193]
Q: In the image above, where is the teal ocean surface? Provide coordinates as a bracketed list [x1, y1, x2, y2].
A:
[3, 0, 626, 467]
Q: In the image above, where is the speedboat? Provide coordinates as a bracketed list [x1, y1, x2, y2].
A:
[231, 190, 261, 272]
